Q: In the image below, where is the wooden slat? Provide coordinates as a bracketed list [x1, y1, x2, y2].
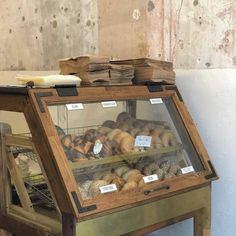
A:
[5, 134, 33, 149]
[70, 144, 183, 170]
[6, 151, 34, 212]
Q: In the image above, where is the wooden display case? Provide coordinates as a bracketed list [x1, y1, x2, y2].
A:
[0, 85, 218, 236]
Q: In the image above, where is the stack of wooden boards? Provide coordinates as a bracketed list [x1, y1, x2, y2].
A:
[59, 56, 175, 86]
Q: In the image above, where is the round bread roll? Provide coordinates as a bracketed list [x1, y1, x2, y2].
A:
[151, 135, 163, 149]
[116, 122, 130, 132]
[128, 128, 140, 137]
[164, 172, 176, 180]
[114, 166, 130, 177]
[102, 172, 117, 183]
[93, 170, 110, 180]
[111, 176, 126, 190]
[61, 135, 73, 149]
[160, 161, 171, 173]
[138, 179, 145, 188]
[98, 126, 112, 134]
[93, 134, 107, 144]
[153, 168, 165, 180]
[136, 130, 150, 136]
[83, 129, 99, 142]
[127, 173, 144, 183]
[120, 136, 135, 154]
[160, 131, 177, 147]
[150, 128, 162, 137]
[123, 169, 141, 181]
[122, 181, 137, 191]
[133, 120, 145, 129]
[113, 132, 130, 145]
[169, 164, 181, 175]
[102, 120, 116, 128]
[143, 162, 159, 176]
[107, 129, 122, 141]
[81, 180, 93, 192]
[116, 112, 131, 123]
[100, 140, 113, 157]
[78, 187, 90, 199]
[88, 180, 108, 198]
[73, 136, 83, 146]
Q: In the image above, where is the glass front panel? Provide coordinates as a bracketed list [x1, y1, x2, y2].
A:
[48, 97, 204, 200]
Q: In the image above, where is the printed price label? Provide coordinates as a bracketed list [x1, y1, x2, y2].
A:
[100, 184, 117, 194]
[135, 136, 152, 147]
[150, 98, 163, 104]
[181, 166, 194, 174]
[143, 174, 158, 184]
[101, 101, 117, 108]
[66, 103, 84, 110]
[93, 140, 103, 155]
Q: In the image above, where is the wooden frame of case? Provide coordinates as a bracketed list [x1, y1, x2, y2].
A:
[0, 85, 218, 236]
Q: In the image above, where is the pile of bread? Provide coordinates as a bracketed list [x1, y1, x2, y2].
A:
[57, 112, 178, 162]
[78, 160, 182, 199]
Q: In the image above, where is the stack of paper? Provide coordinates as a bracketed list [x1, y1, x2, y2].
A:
[59, 56, 110, 86]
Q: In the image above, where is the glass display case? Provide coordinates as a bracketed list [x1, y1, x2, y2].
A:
[0, 85, 217, 236]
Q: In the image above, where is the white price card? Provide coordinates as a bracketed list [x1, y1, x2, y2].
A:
[181, 166, 194, 174]
[100, 184, 117, 194]
[135, 136, 152, 147]
[143, 174, 158, 184]
[150, 98, 163, 104]
[66, 103, 84, 110]
[101, 101, 117, 108]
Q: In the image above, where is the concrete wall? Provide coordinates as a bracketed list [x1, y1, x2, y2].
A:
[98, 0, 236, 68]
[0, 0, 98, 70]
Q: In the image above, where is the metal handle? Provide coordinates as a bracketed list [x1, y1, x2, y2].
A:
[144, 185, 170, 195]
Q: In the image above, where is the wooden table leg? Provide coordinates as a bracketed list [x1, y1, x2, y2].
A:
[194, 207, 211, 236]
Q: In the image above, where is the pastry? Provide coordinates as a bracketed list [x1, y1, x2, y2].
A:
[151, 135, 163, 149]
[160, 131, 177, 147]
[116, 122, 130, 132]
[98, 126, 112, 134]
[128, 128, 140, 137]
[102, 120, 116, 128]
[121, 181, 137, 191]
[159, 160, 171, 173]
[138, 179, 145, 188]
[107, 129, 122, 141]
[100, 140, 113, 157]
[153, 168, 165, 180]
[136, 130, 150, 136]
[83, 129, 99, 142]
[88, 180, 108, 198]
[102, 172, 117, 183]
[61, 134, 73, 149]
[113, 132, 130, 145]
[120, 136, 135, 154]
[78, 187, 89, 199]
[150, 128, 162, 136]
[133, 120, 145, 129]
[143, 162, 159, 176]
[122, 169, 141, 181]
[116, 112, 131, 123]
[81, 180, 93, 192]
[169, 164, 181, 175]
[114, 166, 130, 177]
[111, 176, 125, 190]
[93, 171, 110, 180]
[127, 173, 144, 184]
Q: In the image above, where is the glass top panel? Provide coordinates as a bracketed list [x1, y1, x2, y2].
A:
[48, 97, 204, 200]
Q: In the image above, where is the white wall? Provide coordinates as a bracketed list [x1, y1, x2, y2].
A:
[148, 69, 236, 236]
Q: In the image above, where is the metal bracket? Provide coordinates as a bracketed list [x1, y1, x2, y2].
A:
[71, 191, 97, 213]
[55, 84, 78, 97]
[146, 82, 164, 92]
[34, 92, 53, 113]
[205, 160, 217, 180]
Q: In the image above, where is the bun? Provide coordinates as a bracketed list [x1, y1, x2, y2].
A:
[113, 132, 130, 145]
[116, 112, 131, 123]
[151, 135, 163, 149]
[123, 169, 141, 181]
[98, 126, 112, 134]
[114, 166, 130, 177]
[100, 140, 113, 157]
[111, 176, 126, 190]
[102, 120, 116, 128]
[144, 162, 159, 176]
[127, 173, 144, 183]
[120, 136, 135, 154]
[121, 181, 137, 191]
[160, 131, 177, 147]
[107, 129, 122, 140]
[84, 129, 99, 142]
[102, 173, 117, 183]
[88, 180, 108, 198]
